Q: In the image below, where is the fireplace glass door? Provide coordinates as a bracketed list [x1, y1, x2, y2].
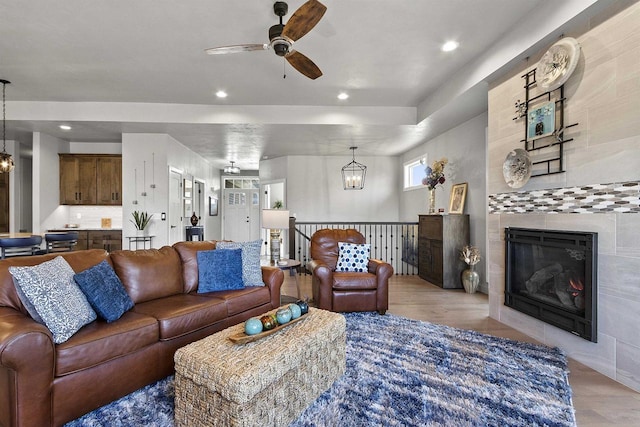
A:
[505, 227, 597, 342]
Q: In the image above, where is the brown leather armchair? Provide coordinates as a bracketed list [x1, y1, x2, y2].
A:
[308, 228, 393, 314]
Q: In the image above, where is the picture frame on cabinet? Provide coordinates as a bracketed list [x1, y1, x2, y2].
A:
[209, 196, 218, 216]
[449, 183, 468, 214]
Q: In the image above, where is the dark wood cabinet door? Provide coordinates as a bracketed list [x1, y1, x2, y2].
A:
[77, 157, 97, 204]
[96, 157, 122, 205]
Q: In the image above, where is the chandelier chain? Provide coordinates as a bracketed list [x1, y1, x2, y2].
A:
[2, 81, 5, 152]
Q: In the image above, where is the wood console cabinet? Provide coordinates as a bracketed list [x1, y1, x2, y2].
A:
[418, 214, 469, 289]
[59, 154, 122, 205]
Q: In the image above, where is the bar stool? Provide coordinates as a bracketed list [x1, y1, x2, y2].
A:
[0, 236, 44, 259]
[45, 232, 79, 253]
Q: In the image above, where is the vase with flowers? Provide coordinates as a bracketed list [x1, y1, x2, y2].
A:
[422, 157, 448, 214]
[460, 245, 481, 293]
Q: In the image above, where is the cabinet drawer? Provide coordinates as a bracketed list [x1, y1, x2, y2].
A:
[419, 215, 443, 241]
[87, 230, 122, 252]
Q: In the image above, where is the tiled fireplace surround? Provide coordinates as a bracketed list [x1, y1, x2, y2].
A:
[488, 181, 640, 392]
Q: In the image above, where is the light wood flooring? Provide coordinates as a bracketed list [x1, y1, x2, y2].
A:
[281, 273, 640, 426]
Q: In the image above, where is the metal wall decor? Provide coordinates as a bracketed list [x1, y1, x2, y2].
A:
[512, 68, 578, 178]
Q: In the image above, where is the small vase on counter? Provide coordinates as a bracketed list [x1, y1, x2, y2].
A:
[190, 212, 199, 226]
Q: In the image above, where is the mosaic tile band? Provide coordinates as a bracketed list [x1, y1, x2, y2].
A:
[489, 182, 640, 214]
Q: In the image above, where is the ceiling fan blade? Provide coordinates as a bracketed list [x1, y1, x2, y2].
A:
[205, 44, 268, 55]
[286, 50, 322, 80]
[282, 0, 327, 42]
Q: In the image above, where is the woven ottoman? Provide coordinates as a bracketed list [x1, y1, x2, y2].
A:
[174, 307, 346, 427]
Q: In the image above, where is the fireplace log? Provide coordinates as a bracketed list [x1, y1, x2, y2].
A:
[553, 272, 576, 308]
[525, 263, 563, 293]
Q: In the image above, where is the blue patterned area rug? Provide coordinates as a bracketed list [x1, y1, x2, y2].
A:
[66, 312, 576, 427]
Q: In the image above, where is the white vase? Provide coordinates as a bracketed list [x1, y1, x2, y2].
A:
[428, 189, 436, 214]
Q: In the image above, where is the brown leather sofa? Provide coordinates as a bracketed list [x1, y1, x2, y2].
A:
[0, 241, 284, 427]
[308, 229, 393, 314]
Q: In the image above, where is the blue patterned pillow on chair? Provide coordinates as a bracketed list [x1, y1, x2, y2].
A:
[336, 242, 371, 272]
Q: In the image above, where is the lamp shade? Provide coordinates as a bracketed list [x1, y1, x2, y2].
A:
[262, 209, 290, 229]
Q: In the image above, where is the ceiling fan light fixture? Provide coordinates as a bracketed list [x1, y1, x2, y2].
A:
[223, 161, 241, 175]
[0, 79, 14, 173]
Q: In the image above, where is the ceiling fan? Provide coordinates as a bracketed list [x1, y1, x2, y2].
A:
[205, 0, 327, 80]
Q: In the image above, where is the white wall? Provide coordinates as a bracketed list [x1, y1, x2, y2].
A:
[32, 132, 70, 233]
[121, 133, 220, 247]
[400, 113, 489, 289]
[279, 155, 399, 222]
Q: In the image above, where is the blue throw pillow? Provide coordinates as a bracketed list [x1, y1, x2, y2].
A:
[216, 239, 264, 286]
[74, 260, 134, 323]
[197, 248, 244, 293]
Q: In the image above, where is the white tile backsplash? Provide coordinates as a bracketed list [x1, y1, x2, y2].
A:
[67, 206, 123, 229]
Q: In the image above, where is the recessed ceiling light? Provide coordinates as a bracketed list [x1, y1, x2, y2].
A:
[216, 90, 228, 98]
[59, 125, 72, 130]
[337, 92, 349, 100]
[441, 41, 459, 52]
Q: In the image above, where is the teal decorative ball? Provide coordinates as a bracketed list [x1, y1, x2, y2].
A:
[276, 307, 292, 325]
[244, 317, 263, 335]
[289, 303, 302, 319]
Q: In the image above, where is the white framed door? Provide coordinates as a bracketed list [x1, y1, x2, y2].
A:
[223, 188, 260, 241]
[168, 168, 183, 244]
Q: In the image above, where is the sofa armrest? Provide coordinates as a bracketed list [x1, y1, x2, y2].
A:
[0, 307, 55, 427]
[261, 266, 284, 309]
[308, 259, 333, 310]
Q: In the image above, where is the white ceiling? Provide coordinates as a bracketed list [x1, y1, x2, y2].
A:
[0, 0, 605, 169]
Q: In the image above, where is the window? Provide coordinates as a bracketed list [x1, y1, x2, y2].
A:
[404, 156, 427, 190]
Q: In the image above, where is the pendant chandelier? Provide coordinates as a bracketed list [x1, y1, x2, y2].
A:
[341, 146, 366, 190]
[223, 161, 240, 175]
[0, 79, 14, 173]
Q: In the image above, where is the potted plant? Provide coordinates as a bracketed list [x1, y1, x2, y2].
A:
[131, 211, 153, 235]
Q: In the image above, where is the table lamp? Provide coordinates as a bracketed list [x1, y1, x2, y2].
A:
[262, 209, 290, 264]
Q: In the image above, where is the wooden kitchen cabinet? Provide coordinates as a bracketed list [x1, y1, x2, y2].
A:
[88, 230, 122, 252]
[59, 154, 122, 205]
[96, 157, 122, 205]
[59, 155, 97, 205]
[50, 229, 122, 252]
[418, 214, 469, 289]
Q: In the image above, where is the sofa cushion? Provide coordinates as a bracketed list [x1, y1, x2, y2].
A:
[197, 249, 244, 292]
[133, 294, 227, 340]
[336, 242, 370, 272]
[198, 285, 271, 316]
[110, 246, 184, 304]
[215, 239, 264, 286]
[55, 311, 159, 376]
[173, 241, 217, 293]
[9, 256, 97, 344]
[74, 260, 134, 323]
[332, 272, 377, 290]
